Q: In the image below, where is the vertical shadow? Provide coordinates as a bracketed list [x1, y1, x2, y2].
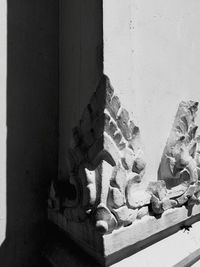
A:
[0, 1, 59, 267]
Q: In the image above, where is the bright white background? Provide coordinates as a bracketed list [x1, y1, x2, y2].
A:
[104, 0, 200, 182]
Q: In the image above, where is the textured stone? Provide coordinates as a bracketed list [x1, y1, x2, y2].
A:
[187, 195, 200, 206]
[167, 184, 188, 199]
[109, 187, 125, 208]
[176, 194, 189, 206]
[50, 75, 146, 235]
[122, 148, 135, 171]
[117, 108, 132, 141]
[114, 167, 127, 193]
[113, 132, 122, 146]
[147, 181, 167, 200]
[162, 198, 177, 211]
[129, 120, 140, 137]
[137, 206, 149, 219]
[118, 142, 126, 150]
[158, 101, 200, 186]
[112, 206, 138, 225]
[126, 190, 151, 209]
[185, 184, 196, 197]
[104, 132, 121, 165]
[132, 157, 146, 174]
[151, 195, 163, 214]
[194, 181, 200, 194]
[94, 204, 117, 234]
[107, 95, 121, 119]
[93, 114, 106, 139]
[87, 137, 104, 164]
[176, 184, 196, 205]
[109, 121, 118, 136]
[85, 168, 96, 206]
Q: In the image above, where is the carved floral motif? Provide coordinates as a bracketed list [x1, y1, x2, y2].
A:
[48, 76, 200, 234]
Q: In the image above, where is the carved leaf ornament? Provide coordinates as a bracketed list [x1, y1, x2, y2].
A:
[48, 76, 200, 234]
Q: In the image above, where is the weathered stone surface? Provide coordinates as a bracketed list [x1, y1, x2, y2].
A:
[132, 157, 146, 174]
[94, 204, 117, 234]
[162, 198, 177, 211]
[147, 180, 167, 200]
[121, 148, 135, 171]
[126, 190, 151, 209]
[93, 114, 106, 139]
[176, 194, 189, 206]
[117, 108, 132, 141]
[104, 133, 121, 165]
[113, 132, 122, 146]
[112, 206, 138, 225]
[158, 101, 200, 187]
[109, 121, 118, 136]
[109, 187, 125, 208]
[107, 95, 121, 119]
[167, 183, 188, 199]
[194, 181, 200, 194]
[137, 206, 149, 219]
[85, 168, 96, 206]
[176, 185, 196, 205]
[118, 141, 126, 150]
[185, 184, 196, 197]
[129, 120, 140, 137]
[151, 195, 163, 214]
[49, 75, 146, 234]
[111, 166, 127, 193]
[187, 195, 200, 206]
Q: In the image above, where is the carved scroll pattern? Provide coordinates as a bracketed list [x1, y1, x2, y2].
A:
[48, 76, 200, 234]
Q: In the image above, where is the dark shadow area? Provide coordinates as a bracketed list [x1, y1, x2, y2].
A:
[0, 1, 59, 266]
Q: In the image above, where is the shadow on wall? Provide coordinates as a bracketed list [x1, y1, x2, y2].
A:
[0, 1, 59, 267]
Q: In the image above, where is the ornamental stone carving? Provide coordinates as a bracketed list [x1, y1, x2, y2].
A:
[49, 75, 147, 234]
[48, 75, 200, 265]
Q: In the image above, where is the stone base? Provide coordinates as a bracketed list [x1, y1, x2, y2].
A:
[48, 206, 200, 266]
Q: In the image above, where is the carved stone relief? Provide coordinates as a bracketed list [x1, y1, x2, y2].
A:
[48, 75, 200, 238]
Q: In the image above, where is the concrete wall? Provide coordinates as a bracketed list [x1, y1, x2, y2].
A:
[104, 0, 200, 181]
[0, 1, 59, 267]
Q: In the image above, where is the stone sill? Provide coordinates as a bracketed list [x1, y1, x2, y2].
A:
[48, 205, 200, 266]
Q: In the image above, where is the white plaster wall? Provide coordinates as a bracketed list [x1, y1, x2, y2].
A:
[0, 0, 7, 245]
[104, 0, 200, 181]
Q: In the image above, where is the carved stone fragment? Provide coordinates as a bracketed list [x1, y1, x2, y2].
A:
[137, 206, 149, 219]
[158, 101, 200, 187]
[126, 190, 151, 209]
[48, 74, 200, 247]
[112, 206, 138, 226]
[48, 75, 146, 235]
[162, 198, 177, 211]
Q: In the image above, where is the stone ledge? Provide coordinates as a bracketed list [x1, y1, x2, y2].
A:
[48, 205, 200, 266]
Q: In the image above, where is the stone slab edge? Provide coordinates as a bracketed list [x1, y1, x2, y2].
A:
[48, 205, 200, 266]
